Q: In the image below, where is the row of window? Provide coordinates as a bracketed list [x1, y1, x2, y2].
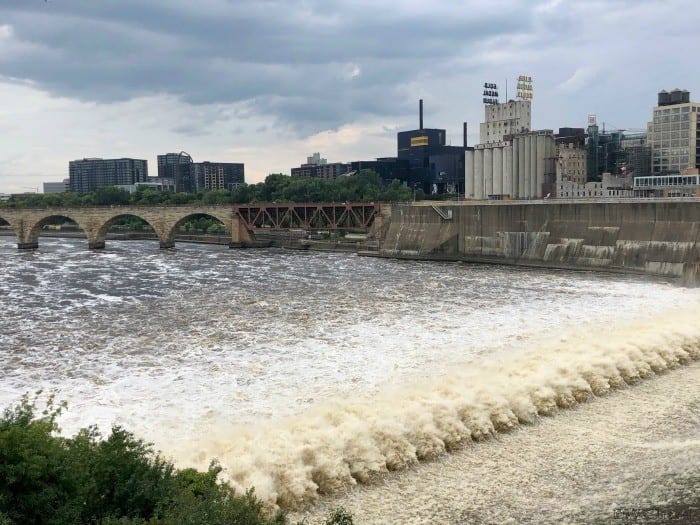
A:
[654, 106, 694, 115]
[651, 123, 692, 132]
[634, 175, 700, 187]
[652, 160, 690, 168]
[653, 114, 692, 124]
[652, 148, 690, 156]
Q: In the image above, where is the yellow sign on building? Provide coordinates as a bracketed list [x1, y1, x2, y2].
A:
[411, 136, 429, 147]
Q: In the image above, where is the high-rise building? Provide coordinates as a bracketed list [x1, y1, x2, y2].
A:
[157, 152, 194, 192]
[192, 162, 245, 190]
[647, 89, 700, 174]
[69, 158, 148, 195]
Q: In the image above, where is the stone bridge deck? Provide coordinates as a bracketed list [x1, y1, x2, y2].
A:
[0, 203, 382, 250]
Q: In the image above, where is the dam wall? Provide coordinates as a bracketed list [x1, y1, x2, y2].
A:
[378, 200, 700, 284]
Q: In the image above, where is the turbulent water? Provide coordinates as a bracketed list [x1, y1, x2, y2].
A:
[1, 236, 699, 520]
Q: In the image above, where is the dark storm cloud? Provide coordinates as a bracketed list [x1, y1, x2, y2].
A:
[0, 0, 537, 132]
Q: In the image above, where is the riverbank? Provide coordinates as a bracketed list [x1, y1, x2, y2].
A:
[291, 361, 700, 524]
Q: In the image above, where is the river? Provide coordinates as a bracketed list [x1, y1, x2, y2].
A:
[1, 237, 698, 523]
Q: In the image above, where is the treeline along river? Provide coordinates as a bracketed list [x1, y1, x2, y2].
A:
[1, 237, 698, 523]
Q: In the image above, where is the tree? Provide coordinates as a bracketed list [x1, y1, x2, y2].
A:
[93, 187, 131, 206]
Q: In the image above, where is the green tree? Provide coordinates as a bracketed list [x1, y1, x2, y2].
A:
[93, 187, 132, 206]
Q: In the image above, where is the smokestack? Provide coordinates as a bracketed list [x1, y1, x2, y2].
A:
[419, 99, 423, 130]
[463, 122, 468, 148]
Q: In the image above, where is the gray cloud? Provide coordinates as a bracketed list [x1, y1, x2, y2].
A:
[0, 0, 538, 134]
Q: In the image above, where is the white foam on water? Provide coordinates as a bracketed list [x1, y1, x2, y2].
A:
[167, 307, 700, 510]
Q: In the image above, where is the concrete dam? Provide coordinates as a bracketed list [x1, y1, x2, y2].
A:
[374, 199, 700, 285]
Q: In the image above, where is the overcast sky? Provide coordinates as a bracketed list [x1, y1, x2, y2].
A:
[1, 0, 698, 193]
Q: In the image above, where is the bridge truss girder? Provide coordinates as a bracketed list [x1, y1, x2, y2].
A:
[233, 203, 380, 232]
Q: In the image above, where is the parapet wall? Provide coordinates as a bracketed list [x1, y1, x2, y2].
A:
[378, 200, 700, 284]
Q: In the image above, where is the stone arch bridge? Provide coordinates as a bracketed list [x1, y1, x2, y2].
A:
[0, 205, 250, 249]
[0, 203, 383, 250]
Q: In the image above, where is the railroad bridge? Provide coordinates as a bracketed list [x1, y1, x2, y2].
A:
[0, 202, 382, 250]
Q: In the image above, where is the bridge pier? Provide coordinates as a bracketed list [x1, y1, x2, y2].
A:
[160, 240, 175, 249]
[88, 241, 106, 250]
[17, 241, 38, 250]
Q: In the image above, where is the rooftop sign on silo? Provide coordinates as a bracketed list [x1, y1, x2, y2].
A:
[517, 75, 533, 100]
[483, 82, 499, 105]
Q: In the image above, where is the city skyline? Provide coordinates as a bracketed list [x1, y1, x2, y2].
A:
[1, 0, 699, 193]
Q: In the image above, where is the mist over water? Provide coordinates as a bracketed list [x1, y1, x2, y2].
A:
[1, 237, 698, 517]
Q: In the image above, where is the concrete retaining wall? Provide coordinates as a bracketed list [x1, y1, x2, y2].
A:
[378, 200, 700, 285]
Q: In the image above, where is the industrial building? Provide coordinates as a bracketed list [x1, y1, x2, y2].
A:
[69, 158, 148, 195]
[396, 99, 467, 195]
[479, 99, 531, 143]
[647, 89, 700, 175]
[557, 173, 632, 199]
[555, 128, 587, 186]
[465, 130, 556, 199]
[465, 94, 555, 199]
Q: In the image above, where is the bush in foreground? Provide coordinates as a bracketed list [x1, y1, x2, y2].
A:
[0, 395, 350, 525]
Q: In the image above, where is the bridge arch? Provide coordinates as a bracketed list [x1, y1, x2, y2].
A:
[24, 213, 89, 249]
[0, 215, 12, 244]
[92, 213, 160, 250]
[162, 211, 233, 248]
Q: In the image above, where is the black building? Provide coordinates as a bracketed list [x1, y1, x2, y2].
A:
[350, 158, 410, 186]
[555, 127, 586, 147]
[396, 100, 467, 195]
[69, 158, 148, 195]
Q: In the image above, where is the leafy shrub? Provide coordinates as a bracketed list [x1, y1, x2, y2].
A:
[0, 395, 290, 525]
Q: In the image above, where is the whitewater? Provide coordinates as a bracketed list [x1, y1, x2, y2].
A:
[1, 237, 698, 522]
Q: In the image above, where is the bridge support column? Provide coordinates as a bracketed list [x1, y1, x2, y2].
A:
[160, 240, 175, 249]
[229, 215, 254, 248]
[17, 241, 38, 250]
[88, 241, 106, 250]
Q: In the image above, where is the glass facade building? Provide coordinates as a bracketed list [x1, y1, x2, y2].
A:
[157, 153, 194, 192]
[69, 158, 148, 195]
